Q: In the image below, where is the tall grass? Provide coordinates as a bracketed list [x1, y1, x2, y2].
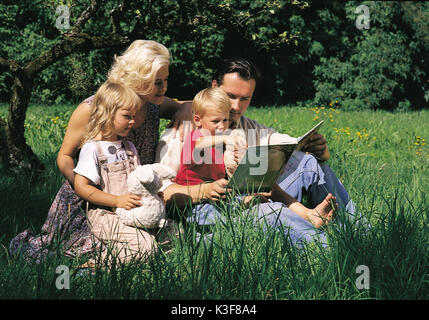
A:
[0, 103, 428, 299]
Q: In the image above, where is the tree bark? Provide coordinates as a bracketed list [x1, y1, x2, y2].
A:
[5, 65, 42, 172]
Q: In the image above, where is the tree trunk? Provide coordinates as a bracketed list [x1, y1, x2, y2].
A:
[4, 68, 44, 173]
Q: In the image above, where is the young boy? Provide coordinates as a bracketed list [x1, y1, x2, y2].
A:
[174, 87, 244, 186]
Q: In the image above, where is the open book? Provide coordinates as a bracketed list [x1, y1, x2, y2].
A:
[226, 120, 324, 193]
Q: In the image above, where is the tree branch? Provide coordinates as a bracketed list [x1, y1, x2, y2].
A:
[0, 57, 20, 75]
[25, 33, 130, 76]
[70, 0, 105, 36]
[110, 0, 128, 36]
[207, 3, 250, 40]
[110, 8, 121, 36]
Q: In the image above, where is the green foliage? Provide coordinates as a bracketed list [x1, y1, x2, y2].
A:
[0, 1, 428, 109]
[313, 1, 429, 111]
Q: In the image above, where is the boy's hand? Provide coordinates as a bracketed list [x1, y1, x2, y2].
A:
[224, 135, 247, 153]
[115, 194, 142, 210]
[224, 135, 248, 177]
[242, 194, 269, 207]
[203, 178, 230, 201]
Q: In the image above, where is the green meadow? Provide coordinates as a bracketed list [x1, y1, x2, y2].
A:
[0, 103, 428, 300]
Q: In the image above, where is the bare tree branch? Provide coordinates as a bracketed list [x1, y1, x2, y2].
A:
[0, 57, 12, 73]
[70, 0, 105, 36]
[25, 33, 130, 76]
[110, 0, 127, 36]
[110, 9, 121, 36]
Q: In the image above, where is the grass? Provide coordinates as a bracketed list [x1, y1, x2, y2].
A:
[0, 102, 428, 300]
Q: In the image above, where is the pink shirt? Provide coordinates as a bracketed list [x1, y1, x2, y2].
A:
[175, 130, 225, 185]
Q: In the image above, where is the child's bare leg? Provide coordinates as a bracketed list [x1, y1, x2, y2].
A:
[308, 193, 337, 228]
[270, 184, 336, 228]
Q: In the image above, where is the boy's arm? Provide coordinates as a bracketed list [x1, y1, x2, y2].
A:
[195, 135, 246, 149]
[194, 135, 226, 149]
[163, 179, 229, 209]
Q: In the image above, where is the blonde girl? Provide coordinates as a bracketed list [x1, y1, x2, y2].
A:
[74, 81, 143, 210]
[74, 81, 158, 264]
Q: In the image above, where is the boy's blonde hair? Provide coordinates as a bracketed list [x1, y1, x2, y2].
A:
[192, 87, 231, 117]
[80, 81, 143, 148]
[107, 40, 170, 96]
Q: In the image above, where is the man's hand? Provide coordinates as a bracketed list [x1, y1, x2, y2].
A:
[168, 101, 194, 141]
[301, 132, 330, 161]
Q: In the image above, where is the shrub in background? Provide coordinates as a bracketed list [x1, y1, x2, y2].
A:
[0, 1, 427, 110]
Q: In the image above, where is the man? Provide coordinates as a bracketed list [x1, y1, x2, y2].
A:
[159, 58, 354, 218]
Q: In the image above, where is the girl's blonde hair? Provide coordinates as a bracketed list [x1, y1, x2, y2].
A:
[192, 87, 231, 117]
[80, 81, 143, 147]
[107, 40, 170, 96]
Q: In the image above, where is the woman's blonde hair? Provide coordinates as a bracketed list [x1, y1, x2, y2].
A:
[80, 81, 143, 147]
[192, 87, 231, 117]
[107, 40, 170, 96]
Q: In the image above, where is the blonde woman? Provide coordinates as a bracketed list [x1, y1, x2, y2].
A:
[9, 40, 191, 263]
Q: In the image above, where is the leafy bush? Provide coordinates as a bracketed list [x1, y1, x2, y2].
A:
[1, 1, 428, 110]
[313, 1, 429, 111]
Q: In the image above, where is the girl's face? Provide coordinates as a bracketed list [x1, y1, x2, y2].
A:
[111, 107, 137, 140]
[140, 65, 169, 105]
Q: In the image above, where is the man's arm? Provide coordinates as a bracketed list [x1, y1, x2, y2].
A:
[244, 115, 330, 161]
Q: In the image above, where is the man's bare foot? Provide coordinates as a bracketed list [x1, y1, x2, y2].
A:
[308, 193, 337, 228]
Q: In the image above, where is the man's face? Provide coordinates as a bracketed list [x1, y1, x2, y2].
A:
[212, 72, 256, 124]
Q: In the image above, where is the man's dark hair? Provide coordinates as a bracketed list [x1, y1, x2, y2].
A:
[214, 58, 261, 85]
